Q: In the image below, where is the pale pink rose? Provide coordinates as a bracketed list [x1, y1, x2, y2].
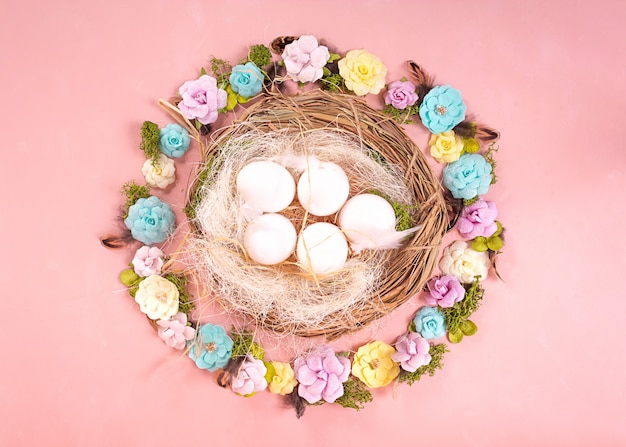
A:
[178, 75, 227, 125]
[392, 332, 432, 372]
[156, 312, 195, 350]
[231, 356, 268, 396]
[282, 35, 330, 83]
[132, 246, 164, 277]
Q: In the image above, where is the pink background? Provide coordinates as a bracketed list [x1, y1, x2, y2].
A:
[2, 0, 625, 445]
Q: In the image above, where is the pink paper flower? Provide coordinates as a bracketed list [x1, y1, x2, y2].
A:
[231, 355, 268, 396]
[132, 246, 164, 277]
[392, 332, 432, 373]
[384, 80, 418, 109]
[156, 312, 195, 350]
[425, 275, 465, 308]
[294, 345, 350, 404]
[456, 199, 498, 239]
[178, 75, 227, 125]
[282, 35, 330, 83]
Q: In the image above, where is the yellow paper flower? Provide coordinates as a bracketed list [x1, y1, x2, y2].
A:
[267, 361, 297, 395]
[351, 341, 400, 388]
[338, 49, 388, 96]
[429, 131, 464, 163]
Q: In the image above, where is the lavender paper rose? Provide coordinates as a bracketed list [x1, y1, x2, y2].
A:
[294, 345, 350, 404]
[392, 332, 432, 372]
[457, 199, 498, 239]
[425, 275, 465, 308]
[384, 80, 418, 110]
[178, 75, 227, 125]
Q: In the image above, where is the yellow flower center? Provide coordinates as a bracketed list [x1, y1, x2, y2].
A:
[436, 105, 447, 115]
[369, 359, 380, 370]
[155, 292, 167, 302]
[205, 342, 216, 352]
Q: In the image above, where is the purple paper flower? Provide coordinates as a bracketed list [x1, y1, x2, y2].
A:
[156, 312, 195, 350]
[294, 345, 350, 404]
[456, 199, 498, 239]
[282, 35, 330, 83]
[392, 332, 432, 372]
[425, 275, 466, 308]
[384, 80, 418, 110]
[178, 75, 227, 125]
[132, 245, 164, 277]
[231, 355, 268, 396]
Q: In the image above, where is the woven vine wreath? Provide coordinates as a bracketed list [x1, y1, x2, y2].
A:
[102, 35, 503, 416]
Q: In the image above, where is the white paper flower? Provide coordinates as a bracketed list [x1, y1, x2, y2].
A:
[134, 275, 180, 320]
[142, 154, 176, 189]
[439, 240, 490, 283]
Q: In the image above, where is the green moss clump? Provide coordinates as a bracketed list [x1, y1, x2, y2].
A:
[140, 121, 161, 163]
[463, 196, 480, 206]
[162, 272, 194, 315]
[484, 142, 499, 184]
[231, 328, 264, 360]
[320, 68, 345, 93]
[247, 44, 271, 68]
[335, 377, 373, 410]
[441, 279, 484, 334]
[210, 57, 232, 86]
[398, 343, 448, 386]
[121, 180, 151, 219]
[382, 104, 420, 124]
[183, 161, 212, 220]
[369, 190, 417, 231]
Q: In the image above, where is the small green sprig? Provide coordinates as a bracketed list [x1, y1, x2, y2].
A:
[382, 104, 420, 124]
[231, 327, 264, 360]
[210, 56, 232, 87]
[484, 142, 499, 184]
[183, 161, 212, 219]
[335, 377, 373, 410]
[162, 272, 194, 315]
[441, 279, 484, 342]
[121, 180, 151, 219]
[140, 121, 161, 164]
[398, 343, 448, 386]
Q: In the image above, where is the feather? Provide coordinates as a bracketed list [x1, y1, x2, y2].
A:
[284, 387, 306, 419]
[444, 191, 463, 232]
[270, 36, 298, 55]
[453, 120, 499, 142]
[100, 229, 133, 249]
[347, 225, 422, 255]
[217, 357, 245, 388]
[407, 61, 435, 105]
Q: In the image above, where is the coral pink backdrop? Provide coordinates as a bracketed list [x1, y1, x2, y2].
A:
[2, 0, 625, 445]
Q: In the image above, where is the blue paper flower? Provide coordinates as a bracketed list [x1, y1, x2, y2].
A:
[414, 307, 446, 340]
[188, 324, 233, 372]
[419, 85, 466, 134]
[229, 62, 264, 99]
[443, 153, 492, 200]
[159, 123, 190, 158]
[124, 196, 176, 245]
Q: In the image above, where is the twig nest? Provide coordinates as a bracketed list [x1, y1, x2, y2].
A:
[297, 162, 350, 216]
[243, 213, 297, 265]
[296, 223, 349, 275]
[236, 160, 296, 213]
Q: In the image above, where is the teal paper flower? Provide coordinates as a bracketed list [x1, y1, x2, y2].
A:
[124, 196, 175, 245]
[443, 153, 492, 200]
[419, 85, 466, 133]
[414, 307, 446, 340]
[159, 123, 190, 158]
[188, 324, 233, 372]
[229, 62, 264, 99]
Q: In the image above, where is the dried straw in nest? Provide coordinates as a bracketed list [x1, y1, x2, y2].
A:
[181, 90, 448, 340]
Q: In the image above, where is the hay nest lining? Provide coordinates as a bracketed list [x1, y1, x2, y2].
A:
[186, 90, 448, 340]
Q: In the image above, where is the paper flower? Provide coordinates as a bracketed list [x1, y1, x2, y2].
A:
[188, 323, 233, 372]
[178, 74, 227, 125]
[282, 35, 330, 83]
[392, 332, 432, 373]
[419, 85, 466, 133]
[338, 49, 388, 96]
[351, 341, 400, 388]
[124, 196, 176, 245]
[134, 275, 180, 320]
[413, 307, 446, 340]
[266, 361, 297, 395]
[425, 275, 465, 308]
[457, 199, 498, 239]
[231, 355, 268, 396]
[294, 345, 350, 404]
[142, 154, 175, 189]
[229, 62, 264, 99]
[132, 245, 164, 277]
[439, 240, 490, 283]
[429, 130, 464, 164]
[443, 153, 492, 200]
[384, 80, 418, 109]
[159, 123, 190, 158]
[156, 312, 195, 350]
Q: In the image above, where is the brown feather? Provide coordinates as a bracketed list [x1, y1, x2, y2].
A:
[217, 357, 245, 388]
[284, 386, 306, 419]
[453, 120, 499, 142]
[444, 190, 464, 232]
[270, 36, 298, 55]
[100, 229, 133, 249]
[407, 61, 435, 105]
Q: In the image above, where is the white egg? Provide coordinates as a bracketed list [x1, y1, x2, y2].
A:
[297, 161, 350, 216]
[236, 161, 295, 213]
[296, 222, 348, 275]
[243, 213, 297, 265]
[338, 193, 397, 245]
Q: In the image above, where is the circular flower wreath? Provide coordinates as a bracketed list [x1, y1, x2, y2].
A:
[103, 35, 504, 417]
